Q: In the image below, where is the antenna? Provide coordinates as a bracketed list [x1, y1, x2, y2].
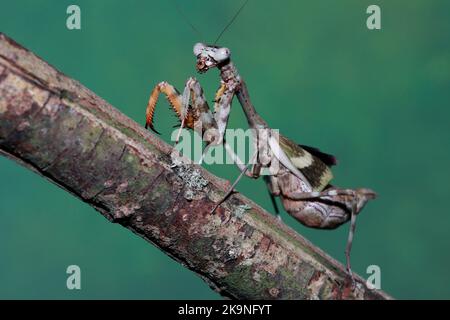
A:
[214, 0, 250, 45]
[169, 0, 203, 39]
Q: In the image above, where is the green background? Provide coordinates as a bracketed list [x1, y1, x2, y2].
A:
[1, 0, 449, 299]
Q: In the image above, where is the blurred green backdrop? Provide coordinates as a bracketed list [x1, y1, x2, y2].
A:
[1, 0, 449, 299]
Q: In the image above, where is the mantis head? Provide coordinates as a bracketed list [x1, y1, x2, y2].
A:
[193, 43, 231, 73]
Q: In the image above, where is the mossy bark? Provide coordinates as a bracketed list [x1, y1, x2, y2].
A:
[0, 33, 391, 300]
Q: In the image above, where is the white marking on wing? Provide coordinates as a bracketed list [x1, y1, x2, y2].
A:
[291, 152, 313, 169]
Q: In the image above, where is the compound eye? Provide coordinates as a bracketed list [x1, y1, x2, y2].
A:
[193, 42, 205, 56]
[214, 47, 230, 62]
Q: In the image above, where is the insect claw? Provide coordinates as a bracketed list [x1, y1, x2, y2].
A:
[146, 123, 160, 135]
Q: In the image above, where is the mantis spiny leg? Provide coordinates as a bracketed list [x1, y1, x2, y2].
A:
[198, 84, 237, 164]
[145, 81, 184, 134]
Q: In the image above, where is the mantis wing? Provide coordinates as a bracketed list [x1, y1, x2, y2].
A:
[269, 133, 334, 192]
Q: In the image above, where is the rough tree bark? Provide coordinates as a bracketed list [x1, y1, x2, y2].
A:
[0, 33, 390, 300]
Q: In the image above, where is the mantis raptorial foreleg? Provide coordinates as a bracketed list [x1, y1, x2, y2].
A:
[146, 81, 184, 134]
[146, 75, 240, 166]
[213, 87, 235, 144]
[177, 77, 222, 146]
[146, 78, 216, 139]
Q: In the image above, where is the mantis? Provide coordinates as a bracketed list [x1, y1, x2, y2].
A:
[144, 42, 376, 284]
[143, 0, 376, 286]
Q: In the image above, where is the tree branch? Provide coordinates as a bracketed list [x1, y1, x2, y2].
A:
[0, 33, 390, 300]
